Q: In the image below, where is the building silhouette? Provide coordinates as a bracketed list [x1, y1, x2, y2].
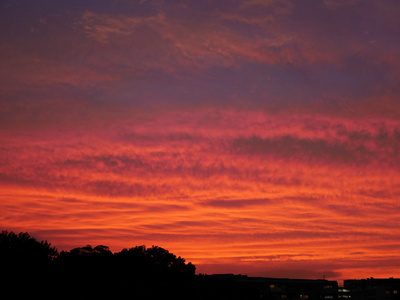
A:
[338, 287, 351, 299]
[207, 275, 400, 300]
[344, 278, 400, 300]
[208, 274, 338, 300]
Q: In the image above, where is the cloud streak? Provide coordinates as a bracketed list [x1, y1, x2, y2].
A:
[1, 0, 400, 281]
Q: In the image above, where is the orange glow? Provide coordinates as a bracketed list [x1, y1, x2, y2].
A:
[1, 0, 400, 282]
[1, 109, 399, 281]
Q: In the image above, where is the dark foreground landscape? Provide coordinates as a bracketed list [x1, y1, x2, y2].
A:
[1, 231, 399, 300]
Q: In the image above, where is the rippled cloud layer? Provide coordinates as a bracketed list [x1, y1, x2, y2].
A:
[1, 0, 400, 280]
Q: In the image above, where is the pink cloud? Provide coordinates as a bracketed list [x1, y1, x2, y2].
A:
[1, 0, 400, 280]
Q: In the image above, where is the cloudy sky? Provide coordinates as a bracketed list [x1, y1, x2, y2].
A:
[1, 0, 400, 280]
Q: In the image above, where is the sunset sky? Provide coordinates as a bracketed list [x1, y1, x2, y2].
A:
[1, 0, 400, 281]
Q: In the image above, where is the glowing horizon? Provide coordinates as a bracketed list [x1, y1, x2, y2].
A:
[1, 0, 400, 281]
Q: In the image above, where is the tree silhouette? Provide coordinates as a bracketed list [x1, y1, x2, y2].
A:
[53, 243, 197, 298]
[0, 230, 233, 299]
[0, 229, 348, 299]
[114, 245, 195, 278]
[0, 231, 58, 265]
[0, 231, 58, 296]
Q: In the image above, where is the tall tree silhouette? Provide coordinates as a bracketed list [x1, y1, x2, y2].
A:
[0, 231, 58, 296]
[0, 230, 57, 269]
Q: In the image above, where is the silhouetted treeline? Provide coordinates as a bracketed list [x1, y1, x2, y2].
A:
[1, 230, 256, 299]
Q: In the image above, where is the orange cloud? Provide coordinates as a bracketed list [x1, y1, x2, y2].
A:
[1, 0, 400, 281]
[1, 108, 399, 280]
